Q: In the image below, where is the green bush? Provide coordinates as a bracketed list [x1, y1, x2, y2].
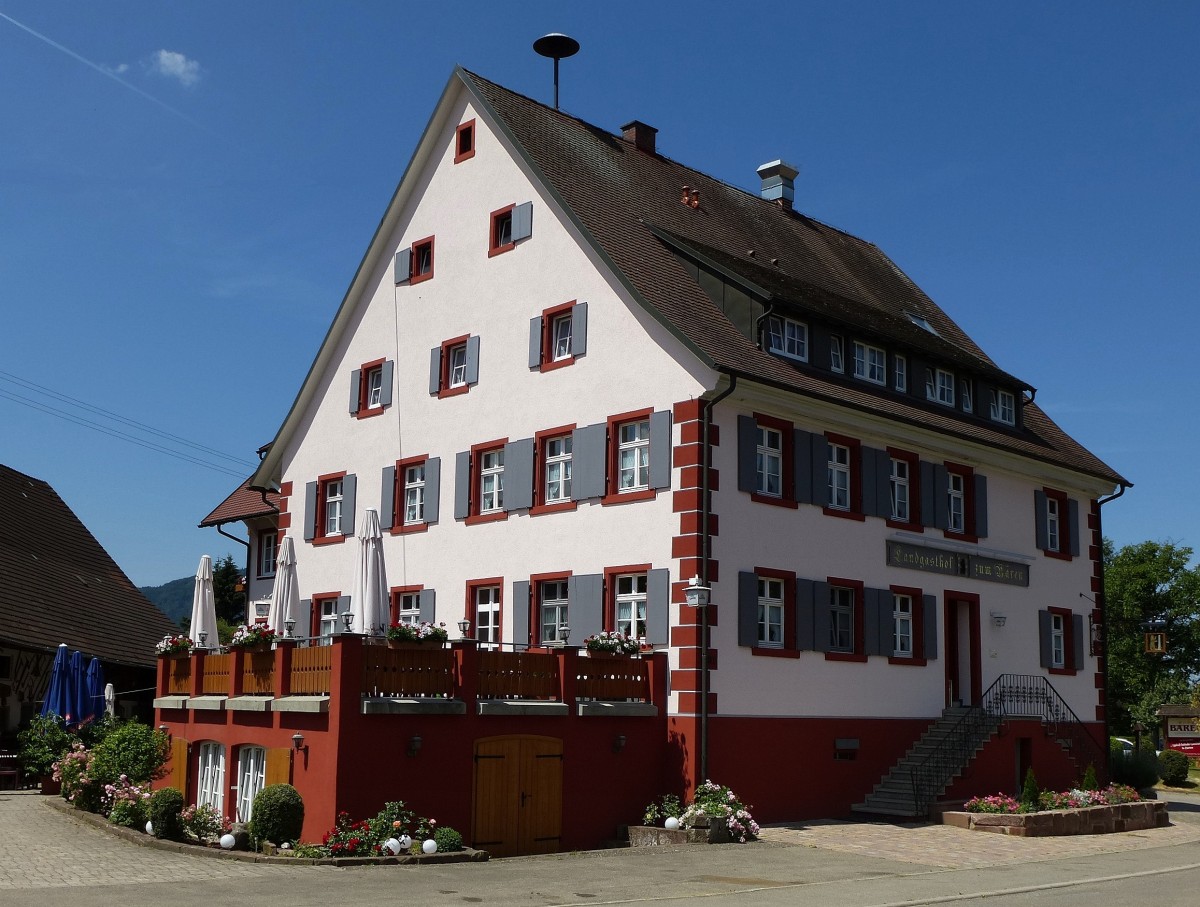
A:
[1080, 763, 1099, 791]
[1158, 749, 1191, 786]
[1019, 768, 1040, 808]
[433, 826, 463, 852]
[149, 788, 185, 840]
[108, 798, 148, 829]
[250, 784, 304, 845]
[367, 800, 418, 845]
[17, 715, 74, 778]
[89, 721, 169, 788]
[1110, 744, 1160, 789]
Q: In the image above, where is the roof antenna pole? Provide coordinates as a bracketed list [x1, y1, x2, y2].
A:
[533, 33, 580, 110]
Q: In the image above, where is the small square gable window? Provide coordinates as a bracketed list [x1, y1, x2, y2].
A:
[489, 202, 533, 257]
[394, 235, 434, 285]
[454, 119, 475, 163]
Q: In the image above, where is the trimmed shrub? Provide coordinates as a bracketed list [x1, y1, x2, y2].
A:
[149, 787, 185, 840]
[250, 784, 304, 845]
[1080, 763, 1099, 791]
[1019, 768, 1040, 808]
[1158, 749, 1191, 786]
[1110, 744, 1160, 789]
[89, 722, 169, 788]
[433, 826, 464, 853]
[108, 798, 148, 829]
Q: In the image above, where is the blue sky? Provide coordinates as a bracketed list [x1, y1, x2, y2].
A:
[2, 2, 1197, 586]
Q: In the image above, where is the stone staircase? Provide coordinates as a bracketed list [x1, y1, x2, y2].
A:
[851, 706, 1002, 818]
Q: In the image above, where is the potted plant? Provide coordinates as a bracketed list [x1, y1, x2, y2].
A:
[155, 634, 194, 658]
[17, 715, 74, 793]
[386, 621, 449, 648]
[228, 624, 279, 653]
[584, 630, 640, 656]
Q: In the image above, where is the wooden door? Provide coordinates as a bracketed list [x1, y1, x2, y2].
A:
[472, 735, 562, 857]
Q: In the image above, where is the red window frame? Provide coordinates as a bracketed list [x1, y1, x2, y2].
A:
[410, 235, 435, 285]
[885, 447, 922, 531]
[256, 530, 279, 579]
[488, 204, 516, 257]
[532, 423, 578, 516]
[888, 584, 928, 666]
[390, 454, 431, 535]
[943, 461, 977, 542]
[311, 592, 342, 639]
[437, 334, 471, 399]
[602, 407, 656, 505]
[466, 438, 509, 526]
[750, 412, 796, 509]
[825, 577, 867, 662]
[389, 584, 424, 626]
[1042, 487, 1072, 560]
[1048, 606, 1077, 676]
[312, 471, 348, 546]
[750, 566, 799, 658]
[537, 300, 577, 372]
[465, 576, 503, 645]
[823, 432, 864, 522]
[529, 570, 572, 647]
[454, 119, 476, 164]
[355, 357, 386, 420]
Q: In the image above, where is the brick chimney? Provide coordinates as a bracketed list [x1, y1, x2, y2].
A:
[756, 160, 799, 211]
[621, 120, 658, 155]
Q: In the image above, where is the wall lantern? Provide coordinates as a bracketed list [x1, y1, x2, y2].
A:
[684, 575, 710, 609]
[1145, 631, 1167, 655]
[458, 618, 471, 640]
[285, 618, 296, 638]
[292, 732, 307, 753]
[407, 735, 422, 758]
[989, 611, 1006, 628]
[341, 611, 354, 633]
[558, 623, 571, 645]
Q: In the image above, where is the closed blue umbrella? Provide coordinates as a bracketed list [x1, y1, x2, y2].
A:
[83, 657, 105, 727]
[39, 644, 70, 719]
[66, 650, 86, 728]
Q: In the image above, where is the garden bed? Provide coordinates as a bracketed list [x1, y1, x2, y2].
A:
[942, 801, 1168, 836]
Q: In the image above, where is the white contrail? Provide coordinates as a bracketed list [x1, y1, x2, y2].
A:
[0, 10, 201, 127]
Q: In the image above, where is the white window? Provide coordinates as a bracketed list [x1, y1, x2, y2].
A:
[830, 336, 844, 373]
[961, 380, 973, 413]
[758, 577, 784, 648]
[947, 472, 965, 533]
[930, 369, 954, 406]
[853, 342, 886, 384]
[404, 463, 425, 524]
[618, 420, 650, 492]
[540, 580, 569, 643]
[544, 435, 573, 503]
[830, 586, 854, 652]
[323, 478, 343, 536]
[767, 316, 808, 360]
[318, 598, 340, 643]
[1046, 497, 1061, 552]
[890, 458, 910, 522]
[894, 355, 907, 392]
[258, 531, 277, 577]
[1051, 613, 1065, 668]
[828, 443, 850, 510]
[448, 343, 468, 388]
[475, 586, 500, 650]
[551, 312, 573, 361]
[893, 594, 913, 658]
[396, 592, 421, 626]
[366, 366, 384, 409]
[615, 573, 648, 640]
[480, 449, 504, 513]
[756, 426, 782, 497]
[991, 389, 1016, 425]
[236, 746, 266, 823]
[197, 742, 226, 816]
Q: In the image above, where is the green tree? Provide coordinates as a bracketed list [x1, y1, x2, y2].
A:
[1104, 540, 1200, 734]
[212, 553, 246, 624]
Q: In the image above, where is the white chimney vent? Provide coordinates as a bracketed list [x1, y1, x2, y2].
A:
[757, 160, 799, 210]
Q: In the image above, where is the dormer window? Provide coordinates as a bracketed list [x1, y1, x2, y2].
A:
[830, 336, 845, 373]
[961, 380, 973, 413]
[906, 311, 938, 335]
[926, 368, 955, 406]
[852, 342, 886, 385]
[990, 389, 1016, 425]
[766, 316, 808, 361]
[894, 355, 907, 392]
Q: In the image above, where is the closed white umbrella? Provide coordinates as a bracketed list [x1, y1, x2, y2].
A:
[350, 509, 388, 635]
[267, 536, 300, 634]
[189, 555, 220, 650]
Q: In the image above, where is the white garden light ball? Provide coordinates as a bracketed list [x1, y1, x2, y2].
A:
[219, 834, 236, 850]
[397, 834, 412, 850]
[144, 821, 153, 835]
[664, 817, 680, 831]
[422, 838, 438, 854]
[383, 837, 402, 856]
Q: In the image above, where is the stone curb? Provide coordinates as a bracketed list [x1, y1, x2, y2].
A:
[942, 801, 1169, 837]
[41, 797, 488, 865]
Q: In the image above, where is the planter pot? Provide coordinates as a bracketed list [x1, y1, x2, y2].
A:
[40, 775, 61, 796]
[233, 642, 273, 654]
[387, 640, 444, 650]
[705, 816, 732, 844]
[158, 652, 191, 660]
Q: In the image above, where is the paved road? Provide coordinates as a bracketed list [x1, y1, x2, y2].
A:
[4, 788, 1200, 906]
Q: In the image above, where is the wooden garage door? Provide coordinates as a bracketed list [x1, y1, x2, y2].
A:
[472, 735, 562, 858]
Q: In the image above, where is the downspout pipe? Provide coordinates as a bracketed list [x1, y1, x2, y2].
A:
[1095, 480, 1129, 774]
[698, 373, 737, 784]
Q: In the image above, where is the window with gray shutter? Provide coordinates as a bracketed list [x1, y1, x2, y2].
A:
[349, 369, 362, 415]
[393, 248, 411, 285]
[503, 439, 535, 511]
[512, 580, 530, 648]
[932, 464, 950, 530]
[1072, 614, 1086, 670]
[379, 466, 396, 530]
[570, 423, 607, 500]
[379, 360, 394, 408]
[861, 447, 892, 518]
[303, 482, 318, 541]
[1068, 499, 1081, 557]
[511, 201, 533, 242]
[648, 410, 672, 490]
[920, 461, 937, 528]
[428, 347, 442, 395]
[737, 571, 759, 647]
[528, 316, 543, 369]
[419, 589, 436, 623]
[647, 568, 669, 647]
[923, 594, 938, 659]
[795, 578, 816, 650]
[341, 475, 357, 536]
[571, 302, 588, 356]
[1038, 610, 1054, 668]
[973, 474, 988, 538]
[813, 581, 832, 652]
[863, 588, 891, 656]
[464, 335, 480, 386]
[793, 429, 815, 504]
[737, 415, 757, 493]
[810, 433, 830, 507]
[424, 458, 441, 524]
[568, 573, 603, 643]
[453, 451, 471, 520]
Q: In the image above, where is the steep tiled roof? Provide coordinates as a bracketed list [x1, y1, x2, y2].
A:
[0, 464, 180, 667]
[462, 70, 1126, 487]
[200, 479, 280, 528]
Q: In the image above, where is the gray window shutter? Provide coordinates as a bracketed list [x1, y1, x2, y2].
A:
[379, 466, 396, 530]
[874, 449, 892, 517]
[380, 360, 394, 408]
[571, 423, 608, 500]
[428, 347, 442, 395]
[738, 571, 759, 647]
[303, 481, 318, 541]
[568, 573, 603, 643]
[794, 429, 814, 504]
[424, 457, 441, 524]
[419, 589, 436, 623]
[453, 451, 471, 520]
[863, 588, 887, 656]
[528, 316, 543, 368]
[511, 201, 533, 242]
[860, 447, 877, 516]
[813, 581, 832, 652]
[571, 302, 588, 356]
[1068, 498, 1081, 557]
[394, 248, 411, 285]
[342, 473, 357, 536]
[647, 568, 669, 647]
[932, 465, 949, 530]
[300, 598, 312, 637]
[649, 410, 672, 490]
[1038, 610, 1053, 668]
[922, 594, 938, 659]
[349, 369, 362, 415]
[504, 438, 535, 511]
[512, 581, 530, 649]
[737, 415, 757, 493]
[795, 578, 816, 650]
[920, 461, 937, 527]
[811, 434, 830, 507]
[465, 335, 481, 386]
[1072, 614, 1085, 670]
[1034, 490, 1049, 550]
[974, 474, 988, 538]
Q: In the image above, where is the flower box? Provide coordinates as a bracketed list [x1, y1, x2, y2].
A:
[386, 640, 443, 650]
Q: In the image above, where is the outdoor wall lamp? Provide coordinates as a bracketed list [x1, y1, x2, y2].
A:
[341, 611, 354, 633]
[613, 735, 626, 754]
[684, 575, 710, 608]
[989, 611, 1006, 628]
[558, 623, 570, 645]
[285, 618, 296, 638]
[198, 631, 208, 649]
[407, 735, 422, 758]
[158, 724, 171, 743]
[458, 618, 471, 640]
[292, 733, 307, 753]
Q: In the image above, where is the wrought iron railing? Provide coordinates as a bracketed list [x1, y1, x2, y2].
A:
[909, 674, 1105, 815]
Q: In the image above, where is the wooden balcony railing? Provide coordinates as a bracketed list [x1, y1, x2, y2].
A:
[575, 654, 650, 701]
[478, 651, 560, 700]
[363, 645, 455, 698]
[290, 645, 332, 694]
[241, 651, 276, 695]
[200, 654, 232, 695]
[165, 657, 191, 696]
